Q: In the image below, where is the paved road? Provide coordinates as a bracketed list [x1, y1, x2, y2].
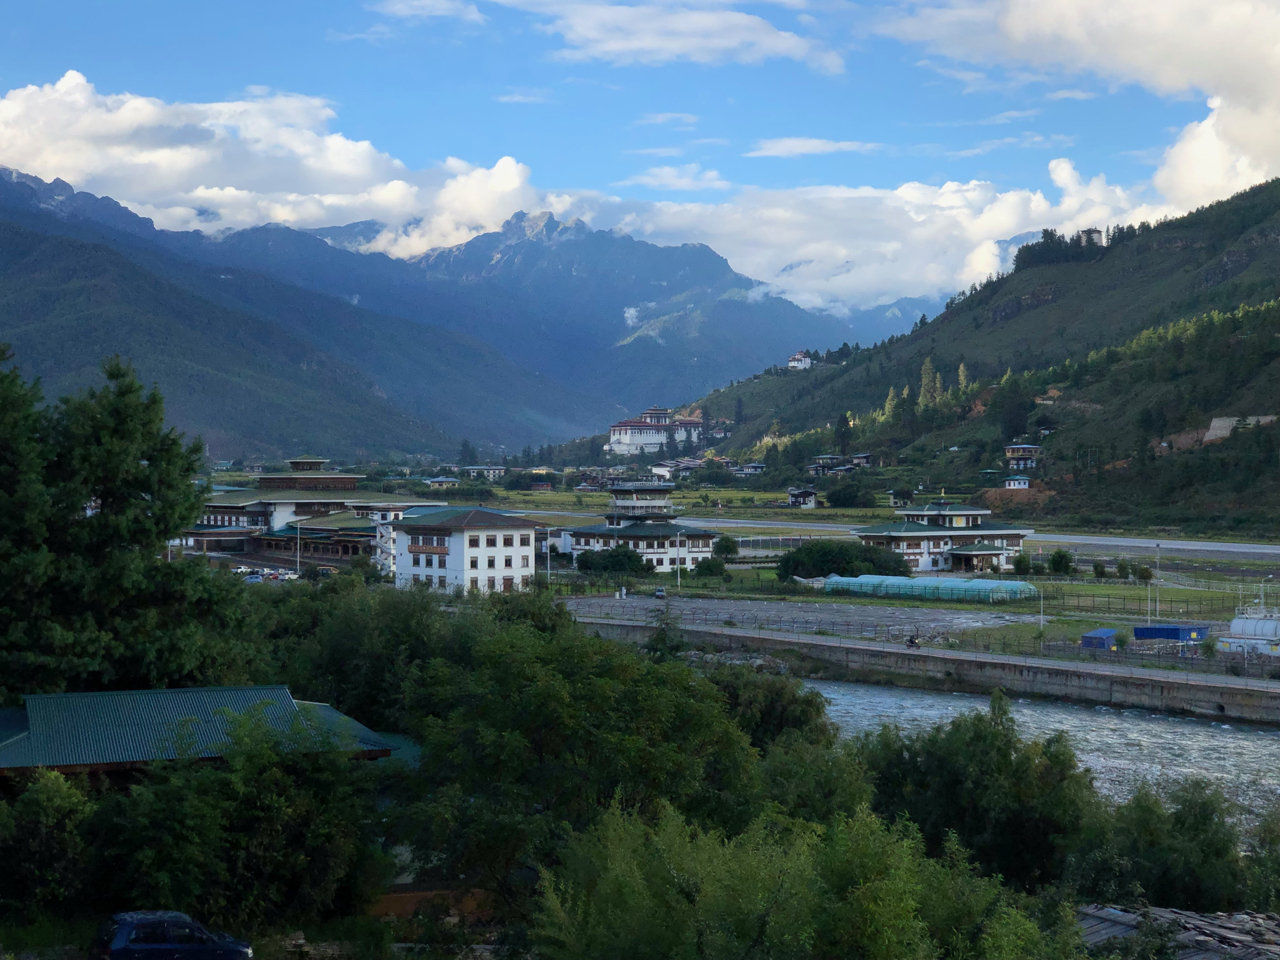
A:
[518, 510, 1280, 560]
[563, 595, 1037, 634]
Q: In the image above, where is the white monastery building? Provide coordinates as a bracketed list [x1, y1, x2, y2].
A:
[564, 482, 716, 572]
[382, 506, 540, 593]
[856, 500, 1033, 573]
[603, 407, 702, 456]
[788, 352, 812, 370]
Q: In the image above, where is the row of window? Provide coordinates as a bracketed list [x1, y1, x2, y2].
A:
[572, 537, 709, 550]
[410, 535, 448, 547]
[467, 555, 530, 569]
[411, 554, 446, 567]
[464, 533, 531, 548]
[410, 575, 533, 592]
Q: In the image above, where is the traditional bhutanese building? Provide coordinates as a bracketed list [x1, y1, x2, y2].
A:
[183, 456, 445, 560]
[381, 506, 541, 593]
[603, 407, 702, 456]
[1005, 443, 1042, 471]
[564, 482, 716, 572]
[856, 500, 1033, 573]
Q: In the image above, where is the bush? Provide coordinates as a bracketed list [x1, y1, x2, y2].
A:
[1031, 562, 1048, 576]
[777, 540, 911, 580]
[1136, 565, 1154, 581]
[693, 556, 726, 577]
[1116, 558, 1132, 579]
[1093, 560, 1108, 579]
[1012, 553, 1031, 576]
[1049, 549, 1074, 576]
[576, 545, 648, 575]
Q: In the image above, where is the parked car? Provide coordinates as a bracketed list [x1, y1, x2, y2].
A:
[242, 574, 263, 584]
[91, 911, 252, 960]
[278, 570, 300, 581]
[230, 565, 252, 575]
[654, 586, 666, 599]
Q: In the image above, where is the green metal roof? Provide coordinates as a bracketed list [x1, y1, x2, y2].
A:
[856, 521, 935, 535]
[285, 511, 376, 532]
[947, 543, 1007, 554]
[0, 686, 392, 772]
[391, 507, 539, 529]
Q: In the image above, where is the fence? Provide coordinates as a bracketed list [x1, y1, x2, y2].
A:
[567, 600, 1280, 682]
[1035, 589, 1237, 618]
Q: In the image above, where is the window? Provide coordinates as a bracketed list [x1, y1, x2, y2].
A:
[437, 536, 448, 547]
[655, 558, 664, 566]
[412, 574, 421, 583]
[678, 557, 686, 565]
[487, 577, 496, 591]
[469, 535, 480, 548]
[487, 556, 496, 569]
[521, 555, 529, 568]
[486, 535, 497, 548]
[438, 556, 446, 568]
[503, 576, 514, 593]
[424, 556, 434, 568]
[520, 534, 530, 547]
[470, 556, 478, 569]
[503, 535, 514, 547]
[381, 513, 388, 521]
[504, 556, 513, 568]
[129, 924, 167, 945]
[471, 577, 479, 590]
[438, 576, 447, 588]
[411, 535, 420, 546]
[521, 575, 531, 588]
[169, 925, 209, 946]
[412, 555, 421, 567]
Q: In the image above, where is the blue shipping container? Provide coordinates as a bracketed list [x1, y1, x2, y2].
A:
[1134, 624, 1210, 642]
[1081, 628, 1117, 650]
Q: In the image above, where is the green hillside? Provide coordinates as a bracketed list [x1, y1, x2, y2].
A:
[700, 178, 1280, 447]
[707, 300, 1280, 535]
[0, 221, 450, 458]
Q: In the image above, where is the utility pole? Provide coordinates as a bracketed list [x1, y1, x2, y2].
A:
[296, 521, 302, 573]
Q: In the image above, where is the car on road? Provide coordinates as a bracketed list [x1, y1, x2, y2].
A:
[230, 565, 252, 575]
[278, 570, 299, 581]
[91, 911, 252, 960]
[654, 586, 666, 599]
[242, 574, 263, 584]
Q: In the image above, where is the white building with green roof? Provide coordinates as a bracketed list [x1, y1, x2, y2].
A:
[855, 500, 1032, 573]
[564, 482, 717, 572]
[382, 506, 541, 593]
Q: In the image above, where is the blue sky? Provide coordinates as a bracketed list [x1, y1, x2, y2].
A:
[0, 0, 1273, 311]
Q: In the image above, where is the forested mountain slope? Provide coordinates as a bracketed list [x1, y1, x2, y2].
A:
[0, 221, 451, 457]
[0, 171, 607, 449]
[0, 168, 851, 416]
[698, 179, 1280, 449]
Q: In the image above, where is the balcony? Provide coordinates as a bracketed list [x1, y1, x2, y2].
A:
[407, 544, 449, 555]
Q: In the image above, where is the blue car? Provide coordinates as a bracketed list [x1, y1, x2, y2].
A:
[91, 912, 252, 960]
[242, 574, 263, 584]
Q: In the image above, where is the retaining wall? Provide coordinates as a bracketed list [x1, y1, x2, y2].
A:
[579, 618, 1280, 723]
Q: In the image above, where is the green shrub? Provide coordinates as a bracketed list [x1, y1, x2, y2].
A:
[776, 540, 910, 580]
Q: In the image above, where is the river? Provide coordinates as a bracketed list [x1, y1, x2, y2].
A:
[810, 680, 1280, 812]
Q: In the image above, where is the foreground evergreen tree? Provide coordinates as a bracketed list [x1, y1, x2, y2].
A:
[0, 351, 231, 701]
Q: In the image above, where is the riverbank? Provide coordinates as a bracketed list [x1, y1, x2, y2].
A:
[580, 616, 1280, 723]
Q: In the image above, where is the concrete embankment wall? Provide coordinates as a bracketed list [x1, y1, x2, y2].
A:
[579, 618, 1280, 724]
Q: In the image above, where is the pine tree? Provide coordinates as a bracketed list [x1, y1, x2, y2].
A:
[833, 413, 853, 455]
[459, 439, 478, 465]
[883, 387, 898, 420]
[934, 372, 944, 402]
[958, 362, 969, 392]
[918, 357, 937, 409]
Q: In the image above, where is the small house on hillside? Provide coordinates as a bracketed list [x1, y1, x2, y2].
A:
[788, 352, 812, 371]
[1005, 475, 1030, 490]
[1005, 444, 1042, 471]
[788, 487, 818, 509]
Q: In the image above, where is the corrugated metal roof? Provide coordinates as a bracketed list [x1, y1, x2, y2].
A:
[0, 687, 393, 771]
[1078, 905, 1280, 960]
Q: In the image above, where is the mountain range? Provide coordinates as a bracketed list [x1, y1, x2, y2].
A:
[0, 168, 859, 456]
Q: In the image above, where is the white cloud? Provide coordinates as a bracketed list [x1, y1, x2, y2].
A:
[377, 0, 842, 72]
[745, 137, 880, 157]
[946, 132, 1072, 157]
[0, 70, 1182, 316]
[372, 0, 486, 23]
[627, 146, 684, 156]
[615, 163, 732, 189]
[883, 0, 1280, 208]
[495, 89, 552, 103]
[637, 112, 699, 125]
[590, 157, 1174, 313]
[1046, 88, 1095, 100]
